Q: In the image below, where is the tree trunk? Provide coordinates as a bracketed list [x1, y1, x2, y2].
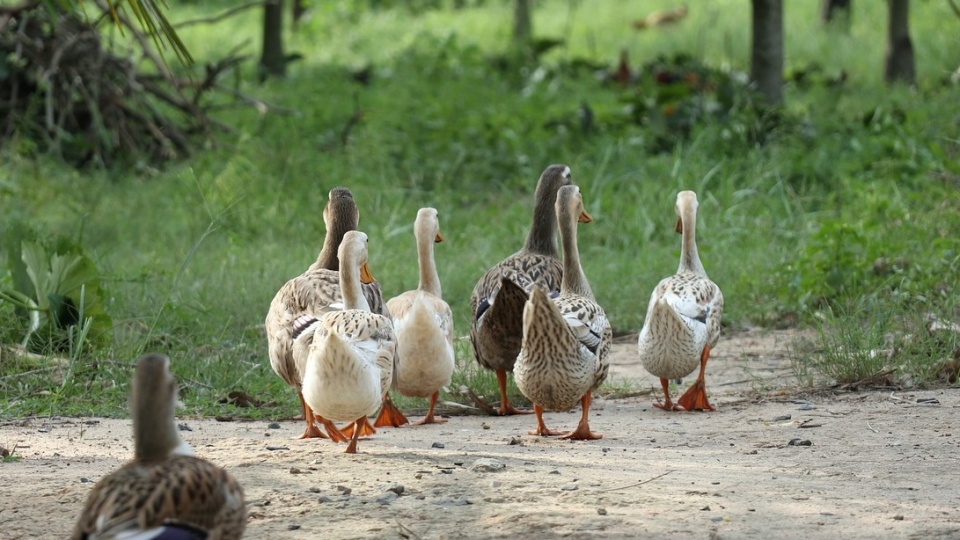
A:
[884, 0, 915, 85]
[292, 0, 306, 29]
[513, 0, 532, 45]
[820, 0, 851, 28]
[750, 0, 784, 106]
[259, 0, 286, 81]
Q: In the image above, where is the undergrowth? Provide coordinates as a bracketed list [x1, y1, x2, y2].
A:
[1, 0, 959, 418]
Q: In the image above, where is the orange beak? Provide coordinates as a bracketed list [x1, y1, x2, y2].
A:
[675, 217, 683, 234]
[359, 262, 375, 284]
[578, 210, 593, 224]
[435, 232, 444, 243]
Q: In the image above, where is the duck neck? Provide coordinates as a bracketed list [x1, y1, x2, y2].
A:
[524, 188, 560, 257]
[417, 235, 442, 298]
[678, 208, 706, 275]
[133, 395, 181, 462]
[559, 215, 593, 299]
[340, 263, 371, 311]
[313, 221, 352, 271]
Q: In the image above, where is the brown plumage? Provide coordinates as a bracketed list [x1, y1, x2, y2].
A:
[469, 164, 573, 415]
[71, 354, 246, 540]
[515, 185, 611, 440]
[265, 187, 387, 439]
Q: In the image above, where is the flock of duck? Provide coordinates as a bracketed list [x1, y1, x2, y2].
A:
[69, 164, 723, 539]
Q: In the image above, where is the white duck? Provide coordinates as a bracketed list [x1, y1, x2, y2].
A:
[295, 231, 396, 453]
[515, 185, 611, 439]
[265, 187, 387, 441]
[637, 190, 724, 411]
[469, 164, 572, 415]
[376, 207, 454, 427]
[71, 354, 246, 539]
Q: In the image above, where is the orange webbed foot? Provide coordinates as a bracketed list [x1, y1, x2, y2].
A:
[373, 394, 409, 428]
[676, 380, 714, 412]
[296, 422, 329, 440]
[528, 404, 563, 436]
[342, 417, 377, 438]
[559, 423, 602, 441]
[653, 400, 686, 412]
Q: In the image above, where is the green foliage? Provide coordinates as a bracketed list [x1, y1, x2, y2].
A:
[2, 0, 960, 418]
[1, 226, 111, 352]
[792, 298, 960, 388]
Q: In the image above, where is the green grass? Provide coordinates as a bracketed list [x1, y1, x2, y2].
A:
[1, 0, 960, 418]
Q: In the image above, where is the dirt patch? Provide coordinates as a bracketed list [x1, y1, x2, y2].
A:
[2, 329, 959, 539]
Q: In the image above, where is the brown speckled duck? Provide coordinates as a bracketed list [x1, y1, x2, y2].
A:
[637, 190, 724, 412]
[377, 207, 454, 427]
[515, 185, 611, 439]
[295, 231, 396, 454]
[71, 354, 246, 540]
[469, 164, 572, 415]
[265, 187, 387, 440]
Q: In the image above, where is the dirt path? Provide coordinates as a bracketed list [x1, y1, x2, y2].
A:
[2, 329, 959, 539]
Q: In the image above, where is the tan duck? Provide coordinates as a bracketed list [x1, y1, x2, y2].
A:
[376, 207, 454, 427]
[515, 185, 611, 439]
[295, 231, 396, 454]
[265, 187, 387, 440]
[71, 353, 246, 539]
[637, 190, 724, 411]
[469, 164, 572, 415]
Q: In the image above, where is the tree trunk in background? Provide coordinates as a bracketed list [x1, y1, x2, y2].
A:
[884, 0, 915, 85]
[750, 0, 784, 105]
[821, 0, 851, 28]
[259, 0, 286, 81]
[292, 0, 306, 28]
[513, 0, 532, 45]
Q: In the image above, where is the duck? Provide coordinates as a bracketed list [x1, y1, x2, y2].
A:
[514, 185, 611, 439]
[375, 207, 454, 427]
[296, 231, 396, 454]
[265, 187, 388, 440]
[71, 353, 246, 539]
[637, 190, 724, 412]
[469, 164, 573, 415]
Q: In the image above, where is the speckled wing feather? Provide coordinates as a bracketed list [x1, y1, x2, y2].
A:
[71, 455, 246, 540]
[317, 309, 396, 395]
[469, 253, 563, 372]
[555, 294, 612, 390]
[656, 271, 723, 348]
[515, 287, 612, 411]
[266, 268, 386, 390]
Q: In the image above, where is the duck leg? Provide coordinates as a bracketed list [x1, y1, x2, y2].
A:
[528, 404, 564, 436]
[318, 415, 348, 442]
[497, 369, 532, 415]
[344, 416, 365, 454]
[560, 392, 602, 440]
[677, 345, 715, 412]
[373, 393, 409, 427]
[412, 391, 447, 425]
[653, 378, 683, 412]
[296, 392, 329, 439]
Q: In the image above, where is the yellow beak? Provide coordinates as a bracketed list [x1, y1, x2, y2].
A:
[435, 232, 444, 243]
[578, 210, 593, 224]
[359, 262, 375, 284]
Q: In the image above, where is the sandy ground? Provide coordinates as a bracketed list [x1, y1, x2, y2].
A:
[2, 328, 959, 539]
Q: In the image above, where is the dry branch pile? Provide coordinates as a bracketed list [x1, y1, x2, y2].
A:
[0, 0, 241, 167]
